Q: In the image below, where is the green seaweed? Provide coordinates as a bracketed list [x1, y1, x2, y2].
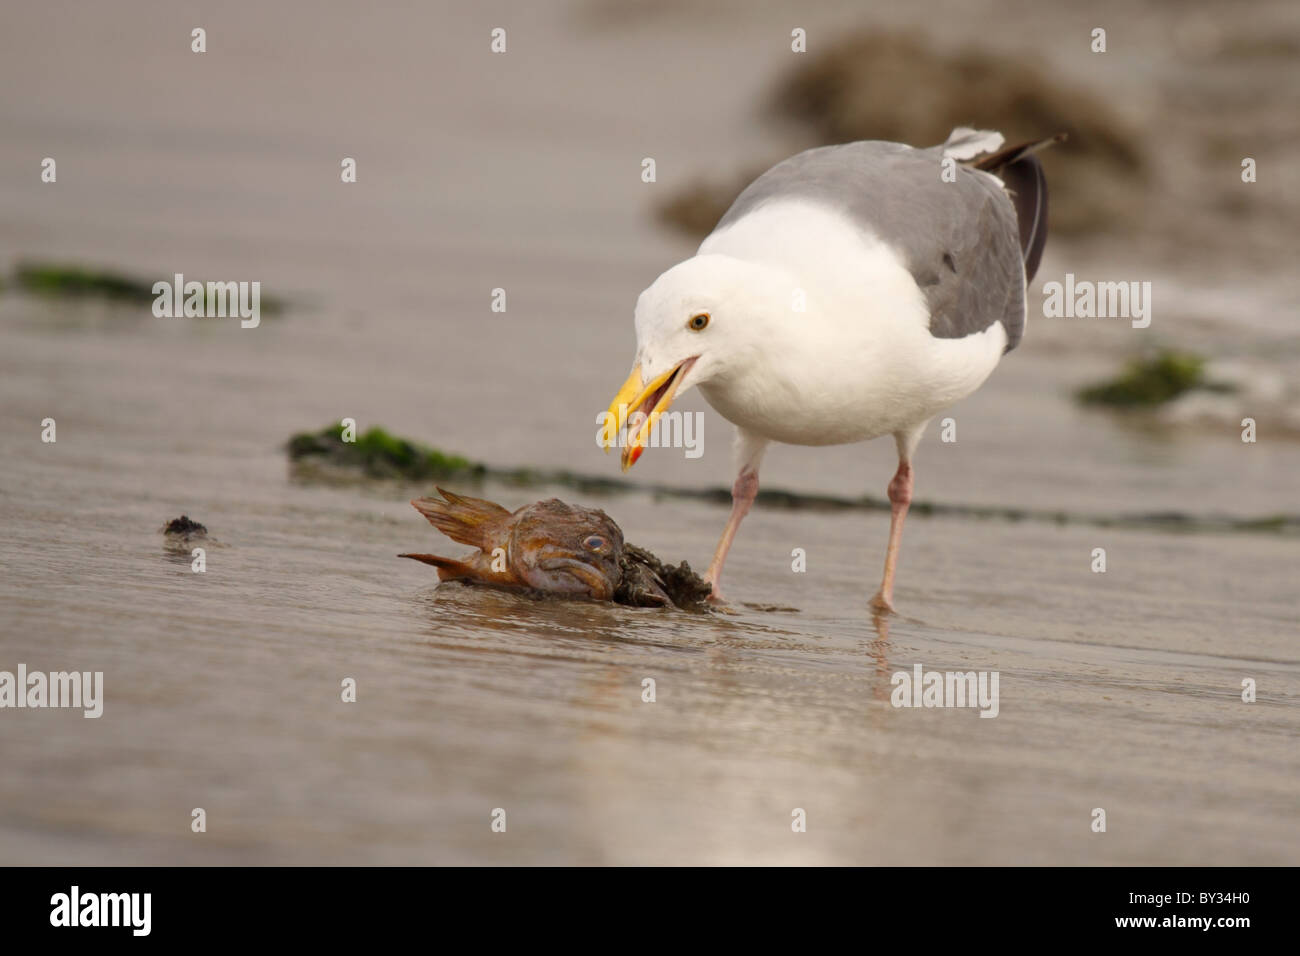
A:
[14, 263, 158, 302]
[1077, 351, 1214, 408]
[286, 424, 1296, 536]
[288, 423, 487, 481]
[9, 261, 286, 314]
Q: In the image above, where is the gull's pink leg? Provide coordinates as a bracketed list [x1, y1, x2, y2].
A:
[870, 458, 913, 613]
[704, 466, 759, 602]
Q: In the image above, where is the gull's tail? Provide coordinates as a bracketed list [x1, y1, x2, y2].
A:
[970, 133, 1068, 283]
[940, 127, 1006, 161]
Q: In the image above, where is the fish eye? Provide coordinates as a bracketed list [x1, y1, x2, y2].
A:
[687, 312, 710, 331]
[583, 535, 606, 551]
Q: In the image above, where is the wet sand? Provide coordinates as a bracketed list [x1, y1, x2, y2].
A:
[0, 0, 1296, 864]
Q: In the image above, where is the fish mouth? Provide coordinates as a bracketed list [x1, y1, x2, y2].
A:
[602, 356, 698, 471]
[535, 556, 616, 600]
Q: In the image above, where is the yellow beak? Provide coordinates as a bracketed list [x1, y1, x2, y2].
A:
[602, 358, 695, 471]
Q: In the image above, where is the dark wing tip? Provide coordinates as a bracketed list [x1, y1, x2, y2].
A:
[1003, 154, 1049, 284]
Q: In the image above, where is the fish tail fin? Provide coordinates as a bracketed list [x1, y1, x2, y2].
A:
[972, 133, 1067, 284]
[398, 552, 476, 581]
[409, 488, 511, 549]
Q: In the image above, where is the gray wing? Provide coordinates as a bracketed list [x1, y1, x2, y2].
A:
[711, 141, 1026, 352]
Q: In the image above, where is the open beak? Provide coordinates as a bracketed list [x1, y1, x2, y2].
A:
[602, 357, 697, 471]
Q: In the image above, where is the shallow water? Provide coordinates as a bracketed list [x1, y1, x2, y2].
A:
[1, 0, 1297, 864]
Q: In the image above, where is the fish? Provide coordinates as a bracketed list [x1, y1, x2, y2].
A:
[399, 488, 711, 609]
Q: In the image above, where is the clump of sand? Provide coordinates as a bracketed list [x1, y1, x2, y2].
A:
[658, 32, 1147, 240]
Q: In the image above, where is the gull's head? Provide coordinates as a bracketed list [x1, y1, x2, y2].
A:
[602, 254, 779, 470]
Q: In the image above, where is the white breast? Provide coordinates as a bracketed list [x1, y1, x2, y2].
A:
[697, 200, 1009, 447]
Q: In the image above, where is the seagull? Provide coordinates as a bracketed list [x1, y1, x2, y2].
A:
[602, 127, 1061, 611]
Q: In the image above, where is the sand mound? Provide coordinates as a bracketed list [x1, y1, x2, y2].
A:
[659, 32, 1147, 240]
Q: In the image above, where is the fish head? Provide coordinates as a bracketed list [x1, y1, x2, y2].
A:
[508, 499, 624, 600]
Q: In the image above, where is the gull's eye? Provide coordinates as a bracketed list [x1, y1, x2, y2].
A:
[687, 312, 710, 331]
[582, 535, 607, 552]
